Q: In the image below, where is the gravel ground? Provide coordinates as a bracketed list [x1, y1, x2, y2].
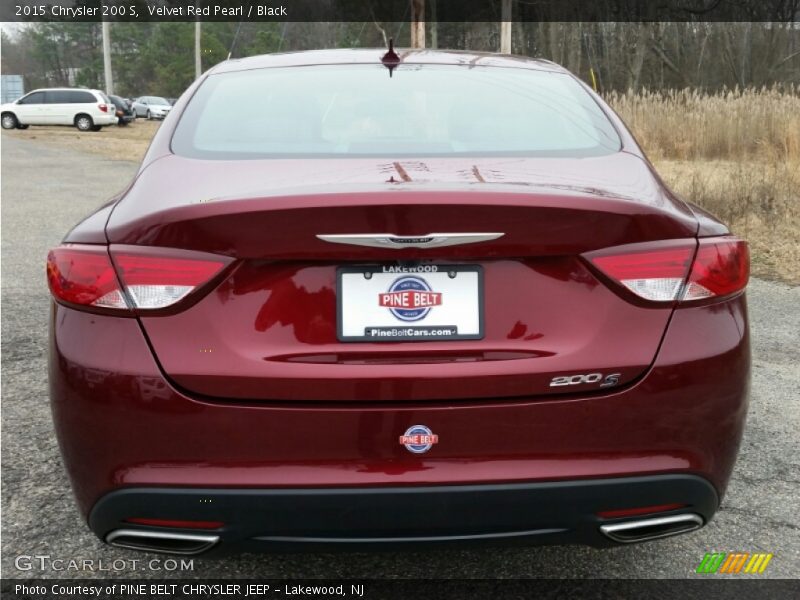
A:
[2, 133, 798, 579]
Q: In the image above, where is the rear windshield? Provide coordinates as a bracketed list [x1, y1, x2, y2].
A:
[172, 64, 621, 159]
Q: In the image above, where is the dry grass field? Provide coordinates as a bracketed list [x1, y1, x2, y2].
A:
[610, 86, 800, 284]
[4, 87, 799, 283]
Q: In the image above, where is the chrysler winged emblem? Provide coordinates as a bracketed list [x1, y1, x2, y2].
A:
[316, 232, 504, 249]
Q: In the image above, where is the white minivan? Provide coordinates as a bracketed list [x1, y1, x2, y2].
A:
[1, 88, 118, 132]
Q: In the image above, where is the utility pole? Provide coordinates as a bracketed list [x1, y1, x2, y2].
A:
[430, 0, 437, 49]
[410, 0, 425, 49]
[195, 20, 202, 78]
[102, 20, 113, 94]
[500, 0, 512, 54]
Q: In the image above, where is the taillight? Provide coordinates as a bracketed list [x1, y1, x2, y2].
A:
[113, 251, 230, 309]
[98, 103, 108, 112]
[46, 245, 232, 314]
[586, 240, 695, 302]
[47, 245, 127, 309]
[585, 236, 748, 304]
[682, 237, 749, 301]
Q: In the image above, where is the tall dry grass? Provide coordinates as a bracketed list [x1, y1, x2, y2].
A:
[608, 86, 800, 284]
[607, 85, 800, 161]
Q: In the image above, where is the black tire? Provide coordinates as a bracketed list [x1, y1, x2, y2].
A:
[75, 114, 94, 132]
[146, 110, 152, 120]
[1, 112, 18, 130]
[91, 125, 103, 132]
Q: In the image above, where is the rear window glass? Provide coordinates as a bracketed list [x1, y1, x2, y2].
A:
[73, 91, 97, 103]
[172, 65, 621, 159]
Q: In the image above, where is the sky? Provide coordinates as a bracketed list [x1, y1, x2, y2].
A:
[1, 22, 25, 37]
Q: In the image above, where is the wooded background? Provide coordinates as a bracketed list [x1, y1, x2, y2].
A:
[2, 21, 800, 97]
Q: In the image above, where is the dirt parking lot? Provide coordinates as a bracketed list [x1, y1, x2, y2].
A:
[4, 119, 161, 161]
[1, 131, 799, 579]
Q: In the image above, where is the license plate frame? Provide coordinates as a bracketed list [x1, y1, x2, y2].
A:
[336, 264, 484, 342]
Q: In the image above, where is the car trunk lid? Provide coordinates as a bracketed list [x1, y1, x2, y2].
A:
[107, 153, 697, 402]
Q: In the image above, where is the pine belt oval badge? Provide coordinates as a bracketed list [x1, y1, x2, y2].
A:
[399, 425, 439, 454]
[379, 276, 442, 322]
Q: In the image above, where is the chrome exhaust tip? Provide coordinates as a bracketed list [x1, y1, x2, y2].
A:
[106, 529, 219, 555]
[600, 513, 704, 543]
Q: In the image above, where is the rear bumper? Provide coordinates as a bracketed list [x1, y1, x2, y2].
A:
[49, 294, 750, 549]
[91, 475, 717, 553]
[94, 114, 118, 125]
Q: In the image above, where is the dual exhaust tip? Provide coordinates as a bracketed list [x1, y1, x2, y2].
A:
[600, 513, 704, 543]
[105, 513, 703, 554]
[106, 529, 219, 555]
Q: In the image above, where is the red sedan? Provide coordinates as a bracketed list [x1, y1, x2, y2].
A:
[46, 49, 749, 555]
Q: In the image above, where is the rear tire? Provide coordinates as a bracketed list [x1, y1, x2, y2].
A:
[1, 112, 18, 130]
[75, 114, 94, 132]
[146, 110, 152, 120]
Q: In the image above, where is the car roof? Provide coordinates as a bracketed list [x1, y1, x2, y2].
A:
[211, 48, 568, 75]
[29, 87, 101, 93]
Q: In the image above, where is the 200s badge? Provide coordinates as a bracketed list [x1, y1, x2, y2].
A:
[399, 425, 439, 454]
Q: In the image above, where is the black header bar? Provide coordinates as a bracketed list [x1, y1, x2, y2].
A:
[2, 0, 799, 23]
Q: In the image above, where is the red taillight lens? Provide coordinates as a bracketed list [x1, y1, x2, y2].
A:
[112, 251, 230, 309]
[586, 236, 748, 304]
[47, 245, 232, 313]
[586, 240, 695, 302]
[47, 245, 127, 310]
[98, 103, 108, 112]
[682, 237, 749, 301]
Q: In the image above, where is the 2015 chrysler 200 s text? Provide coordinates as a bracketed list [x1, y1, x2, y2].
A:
[47, 49, 750, 556]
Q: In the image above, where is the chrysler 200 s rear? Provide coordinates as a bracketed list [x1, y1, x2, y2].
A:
[47, 49, 749, 555]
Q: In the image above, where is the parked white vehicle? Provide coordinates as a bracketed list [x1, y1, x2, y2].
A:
[131, 96, 172, 120]
[1, 88, 117, 132]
